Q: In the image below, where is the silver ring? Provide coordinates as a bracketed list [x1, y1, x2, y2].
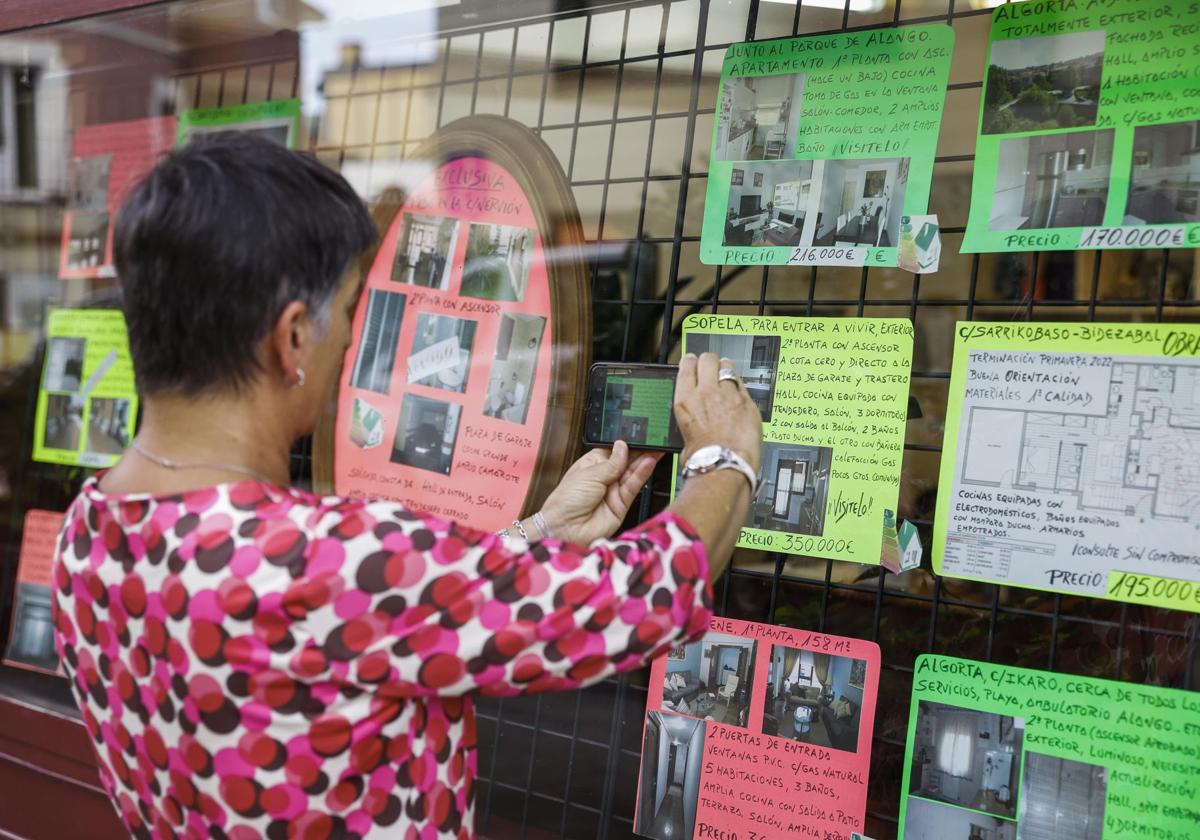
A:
[718, 368, 740, 384]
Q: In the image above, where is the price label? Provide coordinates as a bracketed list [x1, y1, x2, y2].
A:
[1107, 570, 1200, 613]
[1078, 225, 1187, 249]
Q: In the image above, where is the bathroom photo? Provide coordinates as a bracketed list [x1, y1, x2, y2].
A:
[761, 646, 865, 753]
[483, 314, 545, 424]
[684, 332, 779, 421]
[661, 632, 756, 728]
[909, 701, 1025, 820]
[635, 712, 706, 840]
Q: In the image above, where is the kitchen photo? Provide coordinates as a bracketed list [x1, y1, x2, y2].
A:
[909, 701, 1024, 820]
[391, 213, 459, 290]
[723, 160, 813, 246]
[407, 313, 476, 394]
[349, 289, 407, 395]
[483, 313, 544, 424]
[661, 632, 756, 728]
[810, 157, 909, 248]
[981, 30, 1105, 135]
[988, 129, 1113, 231]
[747, 442, 832, 536]
[390, 393, 462, 475]
[635, 712, 705, 840]
[684, 332, 779, 421]
[714, 72, 804, 161]
[461, 223, 535, 302]
[904, 797, 1015, 840]
[1124, 120, 1200, 225]
[84, 397, 131, 456]
[1016, 753, 1106, 840]
[761, 646, 866, 753]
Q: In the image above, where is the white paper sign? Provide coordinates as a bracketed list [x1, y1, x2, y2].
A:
[406, 337, 461, 384]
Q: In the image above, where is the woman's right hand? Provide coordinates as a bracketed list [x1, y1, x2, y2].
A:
[673, 352, 763, 471]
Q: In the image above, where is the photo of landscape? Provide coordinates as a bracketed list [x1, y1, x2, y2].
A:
[982, 30, 1105, 135]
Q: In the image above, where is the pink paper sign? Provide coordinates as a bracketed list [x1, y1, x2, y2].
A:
[59, 116, 177, 279]
[334, 156, 553, 530]
[3, 509, 66, 676]
[636, 617, 880, 840]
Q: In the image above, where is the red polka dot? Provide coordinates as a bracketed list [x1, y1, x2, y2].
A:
[420, 654, 465, 689]
[120, 577, 146, 616]
[309, 714, 352, 757]
[219, 776, 256, 813]
[249, 670, 296, 708]
[190, 621, 223, 660]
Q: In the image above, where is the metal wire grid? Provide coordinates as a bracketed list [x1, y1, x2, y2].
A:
[0, 1, 1196, 838]
[317, 2, 1197, 838]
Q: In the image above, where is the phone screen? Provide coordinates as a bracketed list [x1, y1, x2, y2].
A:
[585, 364, 683, 451]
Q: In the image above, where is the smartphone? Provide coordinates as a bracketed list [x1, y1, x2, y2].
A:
[583, 362, 683, 452]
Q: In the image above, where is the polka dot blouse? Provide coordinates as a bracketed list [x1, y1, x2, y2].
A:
[51, 476, 712, 839]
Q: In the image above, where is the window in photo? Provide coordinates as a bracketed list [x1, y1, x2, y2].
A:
[761, 646, 864, 753]
[392, 213, 459, 290]
[715, 72, 805, 162]
[350, 289, 406, 395]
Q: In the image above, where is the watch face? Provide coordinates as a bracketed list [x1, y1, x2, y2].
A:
[689, 445, 724, 469]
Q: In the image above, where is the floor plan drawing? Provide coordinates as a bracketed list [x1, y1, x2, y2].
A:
[959, 359, 1200, 524]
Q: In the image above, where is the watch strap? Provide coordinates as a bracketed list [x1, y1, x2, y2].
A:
[682, 447, 762, 499]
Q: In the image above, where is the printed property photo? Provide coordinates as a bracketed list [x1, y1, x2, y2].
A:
[686, 333, 779, 421]
[906, 701, 1106, 840]
[635, 711, 705, 840]
[661, 632, 757, 727]
[761, 646, 865, 753]
[747, 442, 832, 536]
[981, 30, 1104, 136]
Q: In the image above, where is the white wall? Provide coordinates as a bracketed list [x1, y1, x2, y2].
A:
[903, 797, 1014, 840]
[991, 137, 1030, 225]
[654, 717, 669, 813]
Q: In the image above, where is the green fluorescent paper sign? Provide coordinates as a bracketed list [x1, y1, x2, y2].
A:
[34, 309, 138, 469]
[935, 322, 1200, 613]
[676, 315, 913, 565]
[701, 24, 953, 268]
[899, 655, 1200, 839]
[962, 0, 1200, 253]
[177, 98, 301, 149]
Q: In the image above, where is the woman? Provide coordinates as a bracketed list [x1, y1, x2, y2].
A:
[52, 134, 762, 840]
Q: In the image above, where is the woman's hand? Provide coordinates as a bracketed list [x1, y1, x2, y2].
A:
[537, 440, 662, 545]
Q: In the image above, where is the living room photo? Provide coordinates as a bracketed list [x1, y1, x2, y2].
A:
[661, 632, 756, 728]
[761, 645, 866, 753]
[723, 160, 814, 246]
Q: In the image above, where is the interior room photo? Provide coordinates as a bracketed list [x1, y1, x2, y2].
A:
[715, 72, 805, 161]
[636, 712, 705, 840]
[65, 212, 109, 271]
[390, 393, 462, 475]
[483, 313, 544, 424]
[84, 397, 131, 456]
[761, 646, 865, 753]
[661, 632, 756, 728]
[988, 129, 1114, 231]
[811, 157, 909, 247]
[391, 213, 459, 289]
[5, 583, 57, 673]
[723, 160, 814, 246]
[686, 333, 779, 420]
[349, 289, 407, 395]
[910, 702, 1025, 820]
[42, 337, 85, 393]
[1016, 753, 1106, 840]
[904, 796, 1016, 840]
[1125, 120, 1200, 225]
[747, 443, 832, 535]
[407, 313, 476, 393]
[461, 223, 535, 301]
[42, 394, 82, 452]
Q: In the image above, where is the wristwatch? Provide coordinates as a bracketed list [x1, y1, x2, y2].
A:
[680, 445, 762, 499]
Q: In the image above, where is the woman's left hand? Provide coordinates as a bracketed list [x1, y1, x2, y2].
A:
[538, 440, 662, 545]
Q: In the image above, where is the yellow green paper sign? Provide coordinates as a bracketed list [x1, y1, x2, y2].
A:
[177, 98, 300, 149]
[962, 0, 1200, 253]
[935, 321, 1200, 613]
[701, 24, 953, 268]
[33, 309, 138, 468]
[899, 655, 1200, 839]
[675, 315, 913, 566]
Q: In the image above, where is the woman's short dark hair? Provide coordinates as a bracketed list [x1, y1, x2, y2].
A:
[114, 132, 376, 395]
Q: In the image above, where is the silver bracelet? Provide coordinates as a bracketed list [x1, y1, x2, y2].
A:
[511, 519, 529, 540]
[532, 511, 551, 540]
[495, 527, 510, 538]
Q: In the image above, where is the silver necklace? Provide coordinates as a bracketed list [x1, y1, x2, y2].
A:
[130, 439, 279, 485]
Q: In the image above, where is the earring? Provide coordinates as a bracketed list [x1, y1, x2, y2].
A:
[292, 368, 306, 388]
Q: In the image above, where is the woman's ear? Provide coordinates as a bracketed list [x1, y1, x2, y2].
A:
[270, 299, 311, 386]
